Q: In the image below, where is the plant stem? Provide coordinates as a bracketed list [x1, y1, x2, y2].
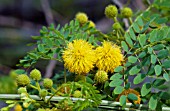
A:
[113, 17, 118, 23]
[128, 17, 133, 25]
[64, 68, 67, 94]
[29, 84, 38, 90]
[51, 87, 57, 93]
[64, 68, 67, 84]
[36, 82, 41, 91]
[98, 31, 109, 39]
[152, 48, 169, 75]
[133, 40, 167, 55]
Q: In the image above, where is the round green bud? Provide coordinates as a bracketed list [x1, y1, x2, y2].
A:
[16, 74, 30, 86]
[121, 7, 133, 18]
[37, 108, 46, 111]
[39, 89, 48, 98]
[18, 87, 27, 94]
[30, 69, 41, 81]
[23, 102, 29, 108]
[94, 70, 108, 84]
[75, 12, 88, 24]
[105, 5, 118, 19]
[88, 20, 95, 28]
[112, 22, 121, 30]
[73, 90, 82, 98]
[43, 78, 53, 89]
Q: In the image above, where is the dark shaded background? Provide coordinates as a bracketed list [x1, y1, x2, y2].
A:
[0, 0, 147, 77]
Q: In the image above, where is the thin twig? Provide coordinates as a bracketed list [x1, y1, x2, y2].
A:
[40, 0, 57, 78]
[1, 94, 170, 110]
[41, 0, 54, 25]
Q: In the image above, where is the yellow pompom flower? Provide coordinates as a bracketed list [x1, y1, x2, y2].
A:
[95, 41, 124, 73]
[75, 12, 88, 24]
[14, 104, 22, 111]
[63, 39, 96, 75]
[116, 88, 141, 104]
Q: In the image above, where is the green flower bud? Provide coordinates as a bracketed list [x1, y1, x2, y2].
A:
[112, 22, 121, 30]
[16, 74, 30, 86]
[39, 89, 48, 98]
[43, 78, 53, 89]
[30, 69, 41, 81]
[23, 102, 29, 108]
[76, 12, 88, 24]
[73, 90, 82, 98]
[94, 70, 108, 84]
[88, 20, 95, 28]
[18, 87, 27, 94]
[105, 5, 118, 19]
[121, 7, 133, 18]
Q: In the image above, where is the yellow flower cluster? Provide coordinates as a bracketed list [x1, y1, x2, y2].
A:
[95, 41, 124, 73]
[63, 40, 123, 75]
[63, 39, 96, 75]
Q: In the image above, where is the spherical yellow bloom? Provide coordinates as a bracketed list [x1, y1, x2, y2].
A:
[116, 88, 141, 104]
[95, 41, 123, 73]
[14, 104, 22, 111]
[63, 39, 96, 75]
[75, 12, 88, 24]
